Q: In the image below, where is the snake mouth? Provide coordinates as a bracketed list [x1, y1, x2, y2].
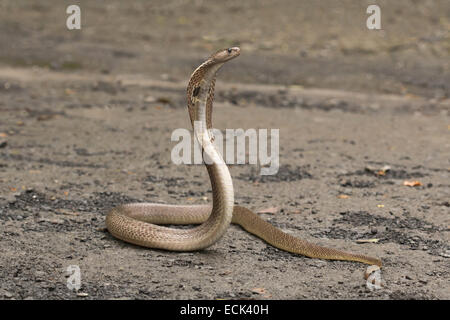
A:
[228, 47, 240, 54]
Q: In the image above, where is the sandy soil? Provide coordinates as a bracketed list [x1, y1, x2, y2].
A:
[0, 1, 449, 300]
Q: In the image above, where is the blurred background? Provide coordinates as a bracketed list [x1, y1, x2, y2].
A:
[1, 0, 449, 98]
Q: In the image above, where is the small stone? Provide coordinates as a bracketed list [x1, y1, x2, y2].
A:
[144, 96, 156, 103]
[35, 270, 45, 277]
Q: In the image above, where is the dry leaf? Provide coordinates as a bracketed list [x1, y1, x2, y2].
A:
[65, 88, 75, 95]
[337, 194, 350, 199]
[38, 218, 64, 225]
[257, 207, 278, 214]
[58, 209, 79, 216]
[356, 239, 379, 243]
[366, 165, 391, 176]
[403, 180, 422, 187]
[251, 287, 267, 295]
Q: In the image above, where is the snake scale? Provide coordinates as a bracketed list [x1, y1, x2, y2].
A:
[106, 47, 382, 267]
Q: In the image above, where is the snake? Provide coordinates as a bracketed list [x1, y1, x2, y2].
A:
[105, 47, 382, 267]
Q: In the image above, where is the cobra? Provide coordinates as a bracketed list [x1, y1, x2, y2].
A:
[105, 47, 382, 267]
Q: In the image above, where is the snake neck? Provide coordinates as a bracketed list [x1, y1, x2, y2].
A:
[187, 59, 224, 129]
[186, 59, 234, 249]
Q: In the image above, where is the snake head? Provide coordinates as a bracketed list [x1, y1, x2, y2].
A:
[210, 47, 240, 63]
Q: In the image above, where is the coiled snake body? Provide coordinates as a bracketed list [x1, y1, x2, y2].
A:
[106, 47, 382, 267]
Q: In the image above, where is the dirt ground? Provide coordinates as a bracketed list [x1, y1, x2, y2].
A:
[0, 1, 449, 300]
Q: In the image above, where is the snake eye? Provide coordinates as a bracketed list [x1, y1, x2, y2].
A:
[227, 48, 232, 54]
